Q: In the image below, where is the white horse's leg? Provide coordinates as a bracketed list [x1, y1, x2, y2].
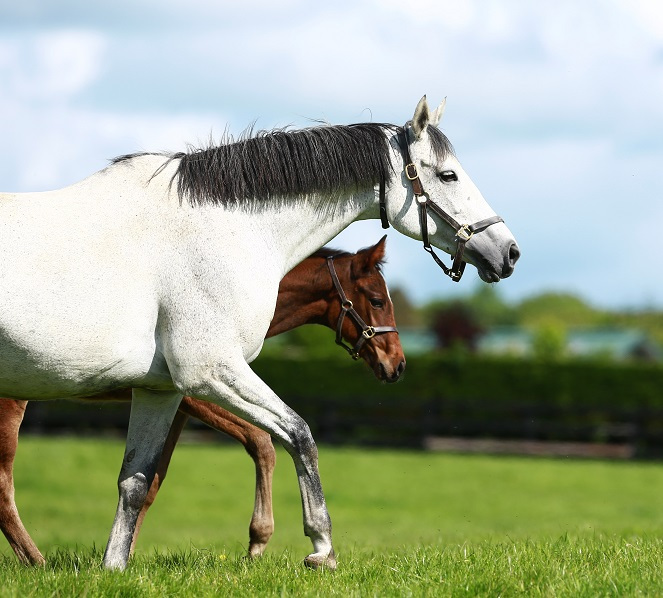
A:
[103, 388, 181, 571]
[174, 359, 335, 569]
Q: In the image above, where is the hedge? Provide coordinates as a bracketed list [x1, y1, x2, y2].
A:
[251, 354, 663, 408]
[19, 355, 663, 456]
[250, 355, 663, 453]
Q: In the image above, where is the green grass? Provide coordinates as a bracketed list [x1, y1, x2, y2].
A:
[3, 437, 663, 596]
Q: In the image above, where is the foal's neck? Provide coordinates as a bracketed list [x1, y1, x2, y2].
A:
[266, 259, 333, 338]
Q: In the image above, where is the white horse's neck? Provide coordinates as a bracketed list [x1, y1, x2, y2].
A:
[122, 149, 389, 279]
[252, 190, 378, 276]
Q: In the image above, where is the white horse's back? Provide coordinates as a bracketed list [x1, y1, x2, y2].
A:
[0, 159, 175, 398]
[0, 153, 283, 398]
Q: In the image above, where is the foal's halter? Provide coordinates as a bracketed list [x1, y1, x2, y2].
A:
[327, 257, 398, 360]
[379, 126, 504, 282]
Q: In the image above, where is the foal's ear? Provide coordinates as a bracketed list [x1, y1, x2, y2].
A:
[354, 235, 387, 276]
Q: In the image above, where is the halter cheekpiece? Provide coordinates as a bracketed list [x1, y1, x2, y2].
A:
[327, 257, 398, 360]
[379, 125, 504, 282]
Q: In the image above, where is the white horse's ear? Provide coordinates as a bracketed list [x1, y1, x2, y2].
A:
[429, 97, 446, 128]
[411, 95, 430, 139]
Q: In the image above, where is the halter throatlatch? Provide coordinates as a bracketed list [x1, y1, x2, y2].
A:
[378, 126, 504, 282]
[327, 257, 398, 360]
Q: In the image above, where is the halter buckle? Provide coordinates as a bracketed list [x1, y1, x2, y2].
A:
[362, 326, 376, 339]
[456, 225, 473, 242]
[405, 163, 419, 181]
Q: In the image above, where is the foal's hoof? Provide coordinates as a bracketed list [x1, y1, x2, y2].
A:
[304, 549, 336, 570]
[245, 543, 267, 559]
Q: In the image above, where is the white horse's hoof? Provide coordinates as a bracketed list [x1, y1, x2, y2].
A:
[102, 556, 128, 571]
[304, 549, 336, 570]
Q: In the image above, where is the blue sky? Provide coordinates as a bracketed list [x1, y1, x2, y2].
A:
[1, 0, 662, 308]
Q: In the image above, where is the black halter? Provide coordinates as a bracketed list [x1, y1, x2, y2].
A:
[379, 126, 504, 282]
[327, 257, 399, 360]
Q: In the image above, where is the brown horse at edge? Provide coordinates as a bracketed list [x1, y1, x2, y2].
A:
[0, 236, 405, 565]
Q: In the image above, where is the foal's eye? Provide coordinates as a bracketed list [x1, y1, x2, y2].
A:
[438, 170, 458, 182]
[370, 298, 385, 309]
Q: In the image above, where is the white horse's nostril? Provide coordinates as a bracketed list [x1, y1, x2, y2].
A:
[509, 243, 521, 266]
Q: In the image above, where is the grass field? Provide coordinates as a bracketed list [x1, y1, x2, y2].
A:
[3, 436, 663, 596]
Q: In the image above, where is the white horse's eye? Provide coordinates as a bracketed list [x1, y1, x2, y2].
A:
[438, 170, 458, 182]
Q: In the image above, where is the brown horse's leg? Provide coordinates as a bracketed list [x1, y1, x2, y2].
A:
[129, 409, 190, 556]
[0, 399, 45, 565]
[243, 422, 277, 557]
[177, 396, 276, 557]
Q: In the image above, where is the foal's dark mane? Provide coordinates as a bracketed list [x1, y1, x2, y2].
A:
[112, 122, 453, 207]
[310, 246, 385, 273]
[311, 247, 352, 260]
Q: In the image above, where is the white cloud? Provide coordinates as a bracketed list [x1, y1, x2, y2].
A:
[0, 103, 230, 191]
[628, 0, 663, 43]
[0, 30, 106, 101]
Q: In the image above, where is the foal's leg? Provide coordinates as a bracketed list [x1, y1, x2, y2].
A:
[0, 400, 45, 565]
[128, 400, 276, 557]
[177, 397, 276, 557]
[129, 409, 190, 556]
[173, 359, 335, 569]
[103, 389, 181, 571]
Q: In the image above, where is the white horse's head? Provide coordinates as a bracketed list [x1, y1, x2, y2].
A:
[384, 96, 520, 283]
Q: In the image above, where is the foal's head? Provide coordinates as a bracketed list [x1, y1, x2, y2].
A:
[325, 236, 405, 383]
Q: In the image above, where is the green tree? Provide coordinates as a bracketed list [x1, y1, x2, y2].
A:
[464, 284, 517, 327]
[517, 292, 601, 329]
[420, 283, 514, 329]
[389, 286, 421, 328]
[531, 322, 567, 362]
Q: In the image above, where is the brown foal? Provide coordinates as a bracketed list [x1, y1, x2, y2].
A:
[0, 237, 405, 564]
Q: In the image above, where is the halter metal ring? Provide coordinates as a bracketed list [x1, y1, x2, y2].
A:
[362, 326, 376, 339]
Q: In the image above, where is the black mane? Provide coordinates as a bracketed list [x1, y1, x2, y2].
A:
[175, 124, 398, 206]
[112, 122, 454, 207]
[310, 246, 386, 273]
[310, 247, 352, 260]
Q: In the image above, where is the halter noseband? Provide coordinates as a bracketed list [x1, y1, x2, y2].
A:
[326, 257, 398, 360]
[379, 125, 504, 282]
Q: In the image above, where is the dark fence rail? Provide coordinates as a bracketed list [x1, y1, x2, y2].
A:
[16, 355, 663, 458]
[18, 395, 663, 457]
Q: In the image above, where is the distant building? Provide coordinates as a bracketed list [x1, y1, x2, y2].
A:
[479, 327, 661, 361]
[566, 329, 661, 361]
[399, 327, 661, 361]
[477, 327, 531, 357]
[398, 328, 437, 355]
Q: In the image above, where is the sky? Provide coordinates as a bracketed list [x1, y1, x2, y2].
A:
[1, 0, 662, 309]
